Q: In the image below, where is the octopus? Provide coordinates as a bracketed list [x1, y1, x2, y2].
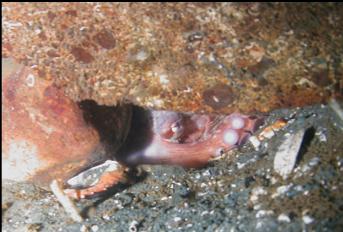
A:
[66, 109, 263, 199]
[2, 63, 263, 199]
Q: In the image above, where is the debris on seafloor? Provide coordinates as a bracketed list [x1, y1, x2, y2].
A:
[293, 156, 321, 179]
[249, 186, 268, 204]
[50, 180, 83, 223]
[129, 220, 139, 232]
[273, 128, 306, 179]
[258, 118, 288, 140]
[248, 135, 262, 151]
[302, 212, 315, 225]
[249, 118, 288, 150]
[329, 98, 343, 129]
[277, 213, 291, 223]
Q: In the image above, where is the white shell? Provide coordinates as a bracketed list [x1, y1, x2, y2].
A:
[273, 129, 305, 179]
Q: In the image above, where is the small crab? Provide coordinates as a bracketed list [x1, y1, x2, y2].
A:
[2, 64, 264, 199]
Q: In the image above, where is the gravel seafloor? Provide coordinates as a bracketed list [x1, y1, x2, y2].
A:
[2, 104, 343, 232]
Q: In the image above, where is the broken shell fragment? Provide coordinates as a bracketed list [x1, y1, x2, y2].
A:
[273, 129, 306, 179]
[258, 118, 287, 140]
[50, 180, 83, 222]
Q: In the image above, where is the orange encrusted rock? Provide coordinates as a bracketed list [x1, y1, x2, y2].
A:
[2, 3, 342, 114]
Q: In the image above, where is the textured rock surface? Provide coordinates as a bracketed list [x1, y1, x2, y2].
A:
[2, 3, 342, 114]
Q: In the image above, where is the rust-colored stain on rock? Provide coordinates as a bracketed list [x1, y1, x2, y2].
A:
[2, 3, 342, 114]
[70, 46, 94, 63]
[202, 84, 236, 110]
[93, 30, 116, 50]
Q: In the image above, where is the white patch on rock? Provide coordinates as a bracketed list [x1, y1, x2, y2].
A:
[26, 73, 35, 87]
[2, 140, 42, 181]
[135, 50, 149, 61]
[159, 74, 170, 85]
[152, 99, 164, 108]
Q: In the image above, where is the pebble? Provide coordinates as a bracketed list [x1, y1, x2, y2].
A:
[249, 136, 261, 150]
[309, 157, 320, 167]
[102, 214, 110, 221]
[129, 220, 139, 232]
[250, 187, 267, 203]
[315, 129, 327, 142]
[272, 184, 293, 198]
[256, 210, 274, 218]
[91, 225, 99, 232]
[80, 225, 88, 232]
[302, 215, 314, 224]
[277, 214, 291, 223]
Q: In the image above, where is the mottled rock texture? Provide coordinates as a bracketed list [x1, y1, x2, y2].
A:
[3, 3, 342, 114]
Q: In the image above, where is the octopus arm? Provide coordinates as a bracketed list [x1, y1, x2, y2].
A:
[121, 112, 264, 168]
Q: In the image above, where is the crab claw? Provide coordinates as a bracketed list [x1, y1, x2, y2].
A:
[64, 160, 125, 199]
